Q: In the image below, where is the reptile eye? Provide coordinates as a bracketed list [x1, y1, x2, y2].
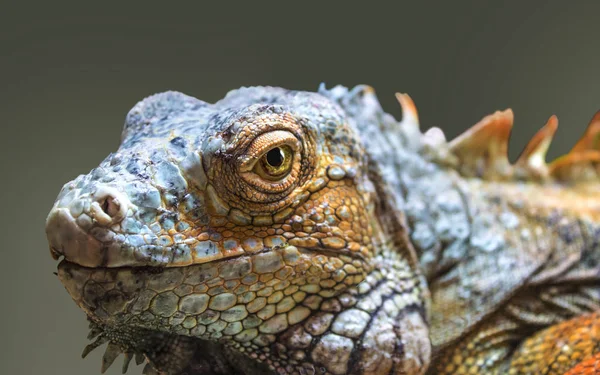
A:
[254, 145, 293, 180]
[238, 130, 302, 194]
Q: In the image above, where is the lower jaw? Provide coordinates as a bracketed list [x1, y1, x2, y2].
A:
[56, 244, 304, 317]
[58, 259, 271, 374]
[56, 246, 367, 374]
[56, 244, 363, 327]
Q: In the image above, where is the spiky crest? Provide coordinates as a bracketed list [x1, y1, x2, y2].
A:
[448, 109, 514, 179]
[407, 98, 600, 184]
[514, 115, 558, 179]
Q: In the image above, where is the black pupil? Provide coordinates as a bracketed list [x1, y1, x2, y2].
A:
[266, 148, 284, 167]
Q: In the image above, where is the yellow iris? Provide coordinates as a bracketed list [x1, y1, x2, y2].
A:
[255, 145, 293, 180]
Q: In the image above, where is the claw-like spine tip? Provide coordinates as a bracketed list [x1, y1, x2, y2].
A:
[122, 352, 133, 374]
[101, 342, 122, 373]
[449, 108, 514, 151]
[395, 92, 419, 126]
[571, 110, 600, 153]
[515, 114, 558, 172]
[547, 110, 600, 183]
[135, 352, 145, 366]
[82, 335, 109, 359]
[447, 108, 514, 179]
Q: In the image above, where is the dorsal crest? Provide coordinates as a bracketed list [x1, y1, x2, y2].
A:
[448, 108, 514, 179]
[411, 99, 600, 184]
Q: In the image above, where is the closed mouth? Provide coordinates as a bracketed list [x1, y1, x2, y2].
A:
[47, 203, 364, 269]
[54, 243, 363, 272]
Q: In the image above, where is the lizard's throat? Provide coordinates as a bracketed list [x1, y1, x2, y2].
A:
[58, 249, 430, 375]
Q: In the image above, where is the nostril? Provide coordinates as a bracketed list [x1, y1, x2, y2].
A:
[101, 199, 110, 214]
[100, 196, 120, 217]
[89, 186, 128, 226]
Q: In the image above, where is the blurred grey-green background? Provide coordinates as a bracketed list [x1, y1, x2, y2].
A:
[1, 2, 599, 374]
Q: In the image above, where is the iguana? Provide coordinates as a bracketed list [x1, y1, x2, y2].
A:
[45, 85, 600, 375]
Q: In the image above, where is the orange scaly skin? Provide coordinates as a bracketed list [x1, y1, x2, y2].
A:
[564, 353, 600, 375]
[46, 85, 599, 374]
[509, 312, 600, 375]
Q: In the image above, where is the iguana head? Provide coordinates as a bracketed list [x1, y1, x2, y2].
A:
[46, 87, 430, 374]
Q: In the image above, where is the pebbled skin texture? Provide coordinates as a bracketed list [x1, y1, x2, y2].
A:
[46, 85, 600, 374]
